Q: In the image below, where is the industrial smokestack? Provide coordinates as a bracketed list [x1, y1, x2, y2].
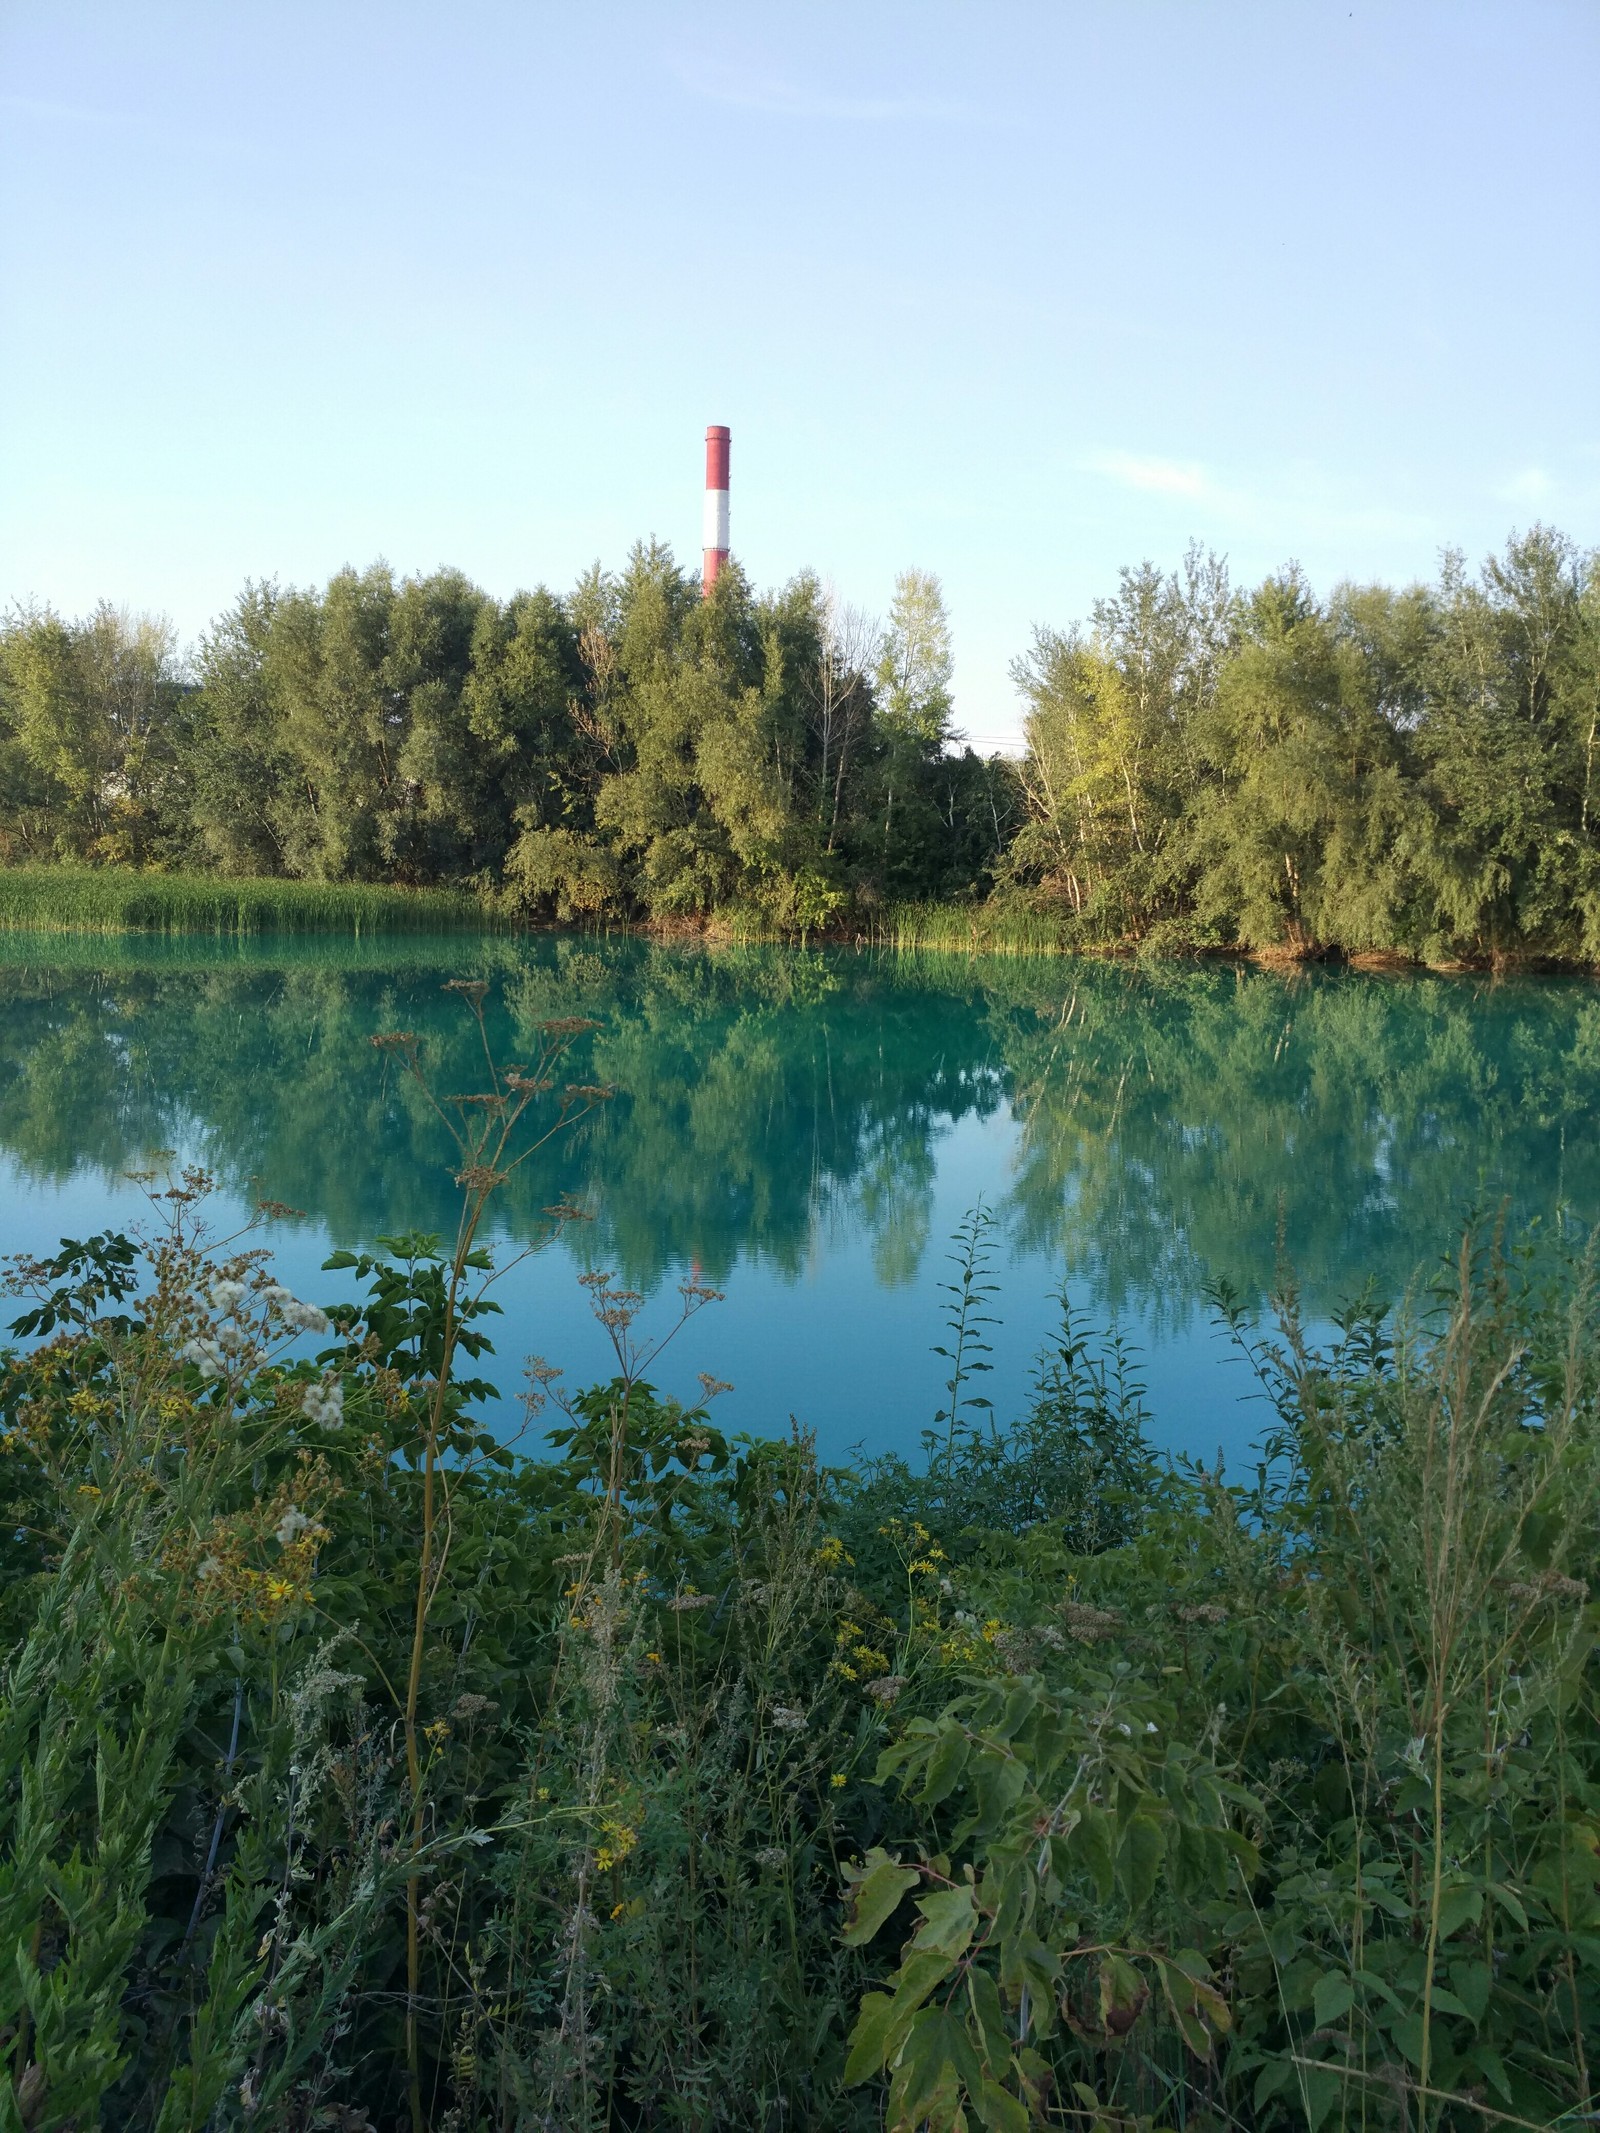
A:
[702, 425, 730, 595]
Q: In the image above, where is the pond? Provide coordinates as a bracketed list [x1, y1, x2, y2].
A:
[1, 932, 1595, 1471]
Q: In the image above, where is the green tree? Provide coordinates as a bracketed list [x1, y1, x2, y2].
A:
[1413, 527, 1600, 959]
[0, 603, 187, 862]
[189, 581, 300, 875]
[1184, 569, 1423, 951]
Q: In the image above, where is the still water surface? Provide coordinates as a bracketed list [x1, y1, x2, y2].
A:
[1, 932, 1595, 1468]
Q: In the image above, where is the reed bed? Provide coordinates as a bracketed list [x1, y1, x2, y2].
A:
[0, 865, 499, 936]
[863, 896, 1070, 954]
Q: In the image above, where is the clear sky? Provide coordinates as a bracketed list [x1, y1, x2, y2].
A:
[3, 2, 1597, 750]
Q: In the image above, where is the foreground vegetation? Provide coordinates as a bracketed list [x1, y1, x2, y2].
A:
[4, 991, 1600, 2131]
[4, 526, 1600, 961]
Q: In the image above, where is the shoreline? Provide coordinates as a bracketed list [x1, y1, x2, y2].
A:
[1, 863, 1596, 976]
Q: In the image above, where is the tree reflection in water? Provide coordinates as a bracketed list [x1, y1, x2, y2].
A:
[1, 933, 1595, 1459]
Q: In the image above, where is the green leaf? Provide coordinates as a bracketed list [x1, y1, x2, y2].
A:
[887, 1947, 960, 2025]
[1097, 1954, 1148, 2038]
[1253, 2058, 1295, 2108]
[970, 1748, 1027, 1831]
[1074, 1805, 1116, 1904]
[1155, 1959, 1211, 2056]
[1428, 1986, 1473, 2019]
[1303, 2062, 1343, 2132]
[1311, 1972, 1354, 2028]
[973, 2078, 1030, 2133]
[1487, 1880, 1529, 1930]
[842, 1849, 921, 1947]
[915, 1885, 978, 1959]
[1390, 2012, 1427, 2071]
[843, 1993, 898, 2085]
[889, 2008, 962, 2122]
[965, 1966, 1010, 2069]
[922, 1724, 971, 1808]
[1434, 1882, 1482, 1940]
[1472, 2043, 1513, 2101]
[1447, 1961, 1492, 2023]
[1118, 1815, 1164, 1912]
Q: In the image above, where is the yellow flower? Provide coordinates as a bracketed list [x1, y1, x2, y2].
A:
[596, 1818, 638, 1873]
[644, 1651, 662, 1665]
[830, 1772, 847, 1790]
[75, 1483, 102, 1498]
[264, 1575, 295, 1604]
[424, 1720, 450, 1747]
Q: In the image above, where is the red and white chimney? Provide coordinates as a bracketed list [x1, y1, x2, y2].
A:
[702, 424, 730, 595]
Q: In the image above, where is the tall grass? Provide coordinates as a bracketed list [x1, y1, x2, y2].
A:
[864, 897, 1070, 954]
[710, 895, 1073, 953]
[0, 866, 500, 936]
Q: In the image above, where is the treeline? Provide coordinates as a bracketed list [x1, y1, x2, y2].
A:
[0, 551, 1012, 928]
[3, 526, 1599, 960]
[1014, 526, 1600, 963]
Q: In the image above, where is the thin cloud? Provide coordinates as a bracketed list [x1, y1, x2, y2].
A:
[1086, 450, 1212, 500]
[1083, 450, 1435, 545]
[0, 93, 130, 128]
[1497, 466, 1557, 506]
[665, 54, 966, 125]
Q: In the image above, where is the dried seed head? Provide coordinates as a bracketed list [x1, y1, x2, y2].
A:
[1059, 1602, 1125, 1644]
[454, 1165, 508, 1193]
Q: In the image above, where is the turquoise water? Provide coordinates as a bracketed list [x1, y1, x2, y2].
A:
[1, 932, 1596, 1469]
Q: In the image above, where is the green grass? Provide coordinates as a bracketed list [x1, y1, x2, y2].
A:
[0, 865, 500, 936]
[864, 897, 1072, 954]
[711, 896, 1077, 954]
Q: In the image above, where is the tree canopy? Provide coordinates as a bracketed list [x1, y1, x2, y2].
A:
[5, 526, 1600, 962]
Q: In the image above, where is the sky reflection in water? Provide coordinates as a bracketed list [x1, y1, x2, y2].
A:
[1, 933, 1595, 1471]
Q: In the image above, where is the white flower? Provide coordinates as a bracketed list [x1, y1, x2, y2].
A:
[209, 1280, 247, 1314]
[181, 1336, 227, 1379]
[300, 1378, 344, 1428]
[196, 1555, 221, 1579]
[275, 1507, 311, 1547]
[262, 1286, 330, 1335]
[770, 1704, 807, 1733]
[1146, 1722, 1159, 1734]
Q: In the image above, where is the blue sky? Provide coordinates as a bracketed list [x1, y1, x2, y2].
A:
[2, 2, 1596, 748]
